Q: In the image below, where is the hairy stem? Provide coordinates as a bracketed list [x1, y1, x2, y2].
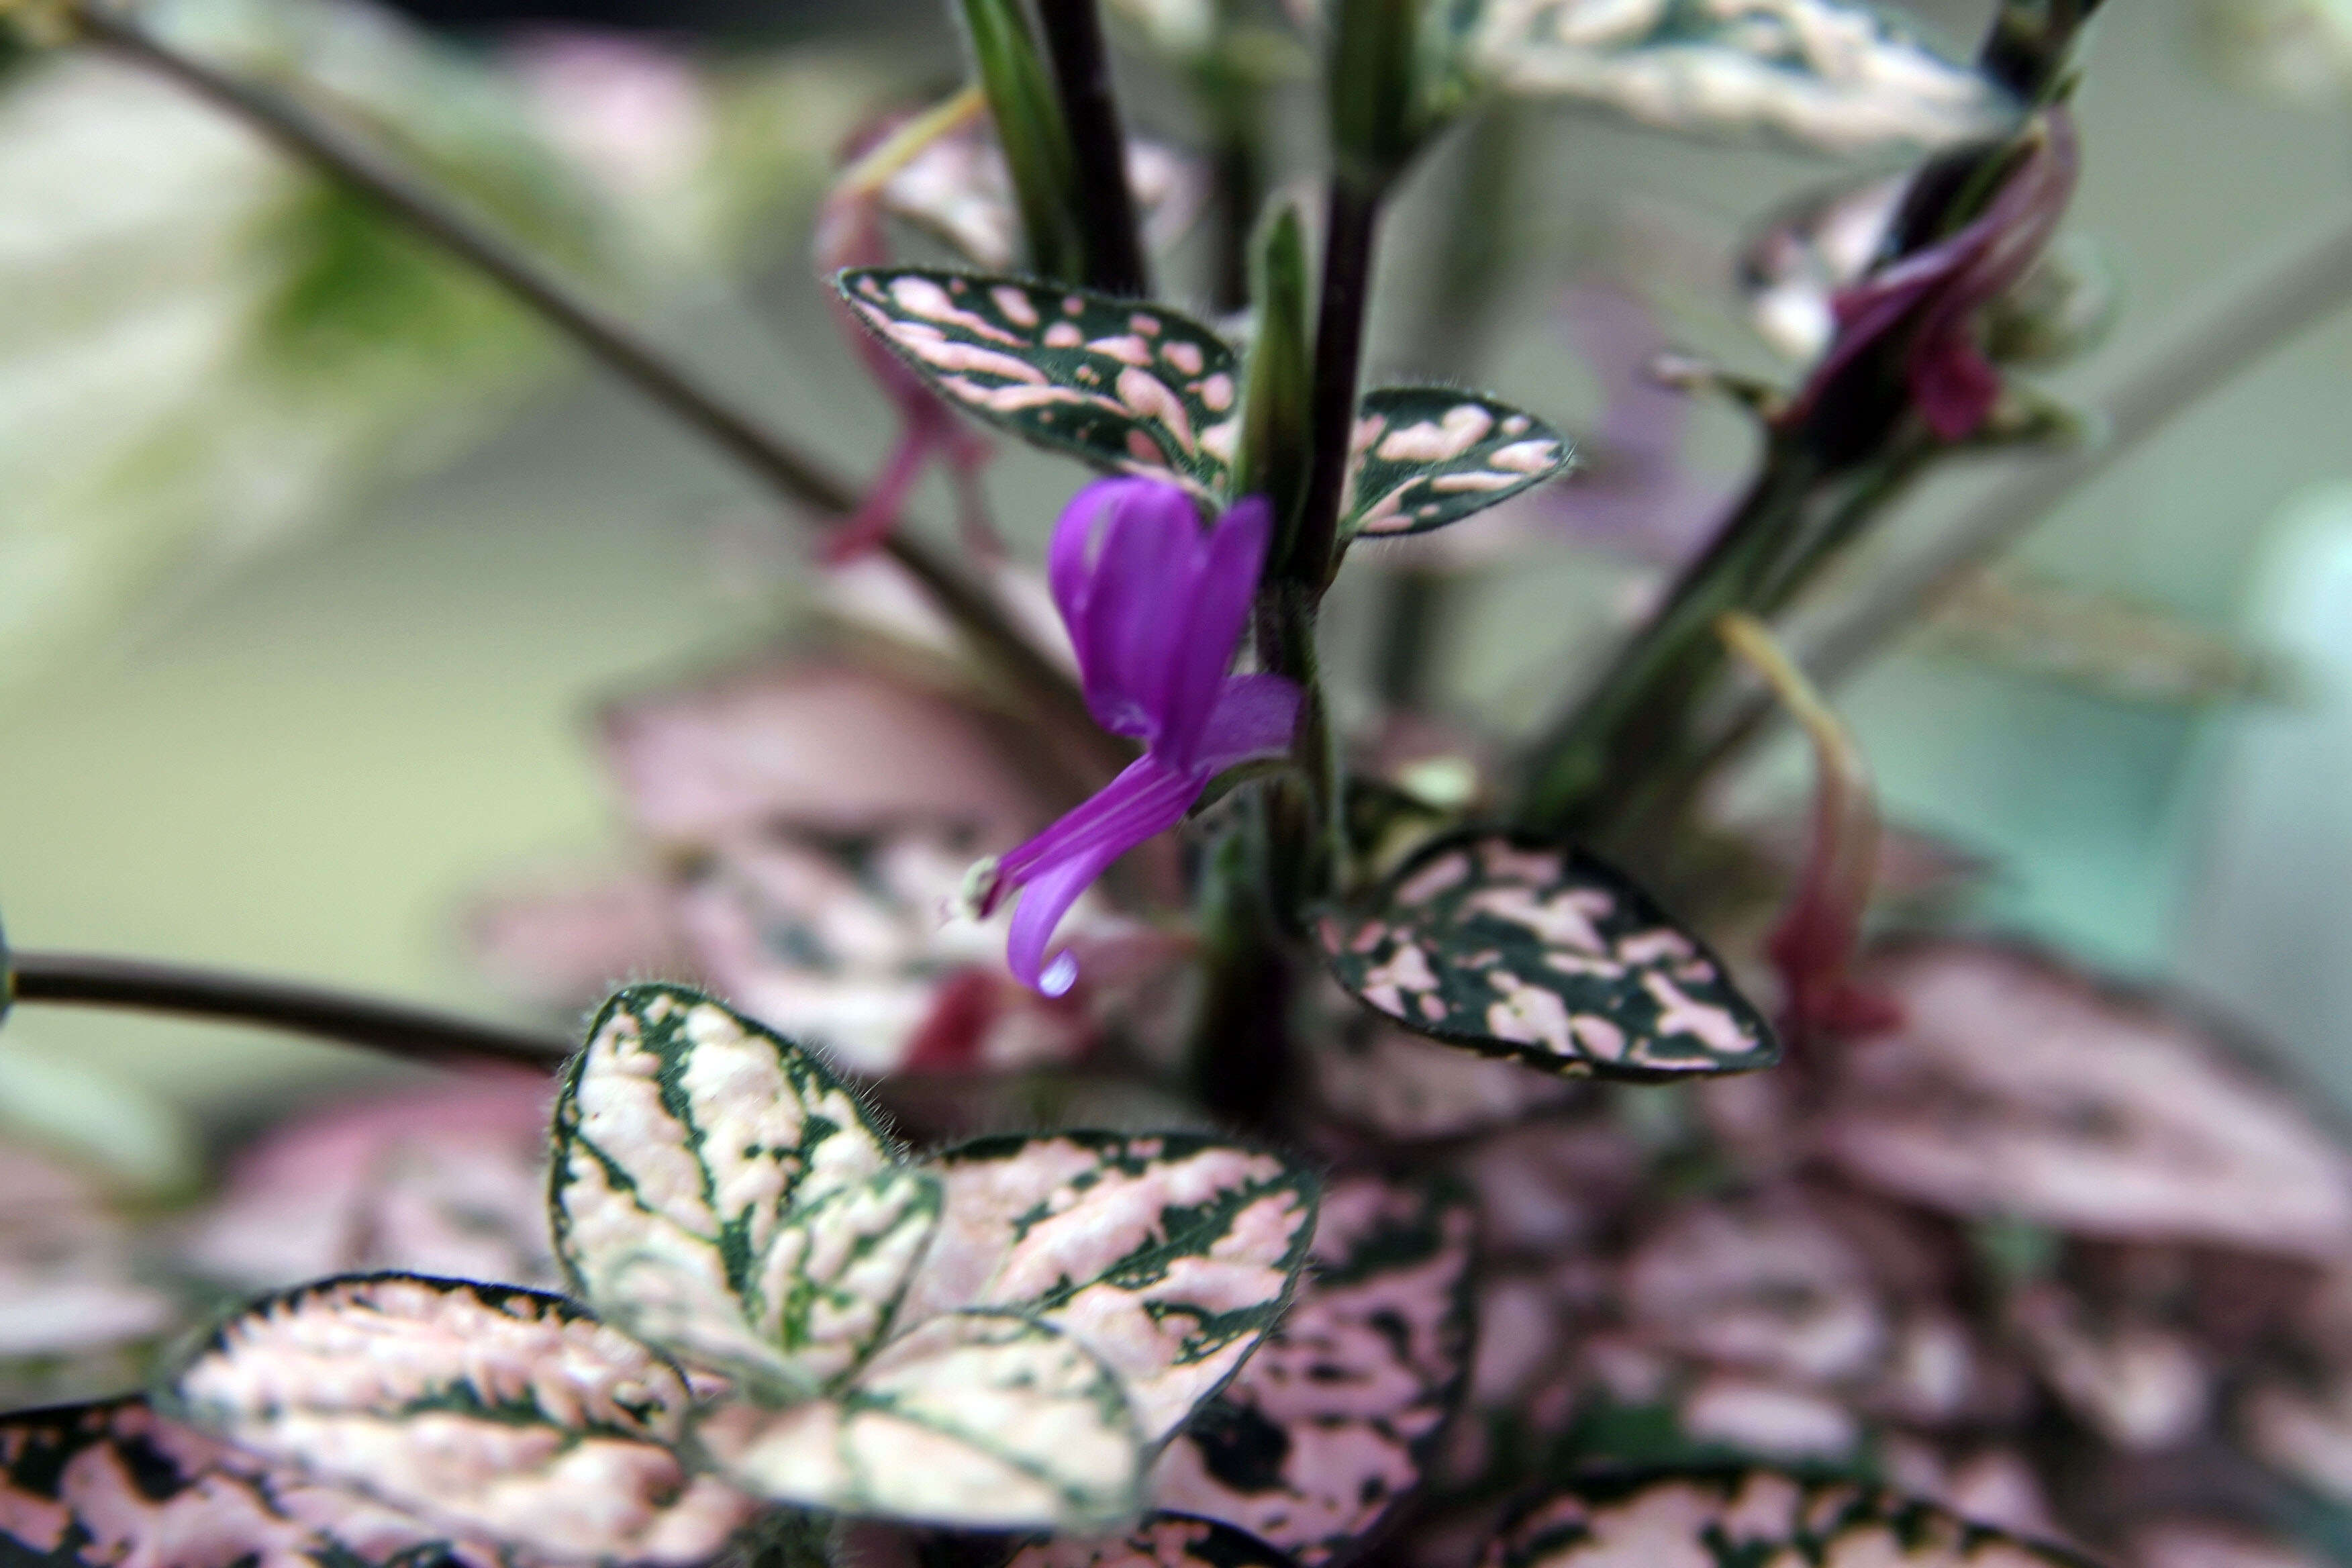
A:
[81, 5, 1106, 767]
[1035, 0, 1149, 295]
[7, 951, 571, 1067]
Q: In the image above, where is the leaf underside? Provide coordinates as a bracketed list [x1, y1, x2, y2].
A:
[0, 1396, 497, 1568]
[1483, 1469, 2100, 1567]
[162, 1272, 756, 1567]
[1010, 1512, 1304, 1568]
[692, 1310, 1145, 1530]
[551, 983, 933, 1394]
[1153, 1174, 1477, 1566]
[1316, 832, 1777, 1080]
[899, 1132, 1322, 1444]
[1343, 389, 1572, 540]
[838, 267, 1240, 498]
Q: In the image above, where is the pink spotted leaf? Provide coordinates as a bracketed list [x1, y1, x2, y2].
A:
[157, 1274, 760, 1567]
[1316, 831, 1777, 1080]
[1342, 389, 1573, 541]
[1151, 1175, 1476, 1565]
[1008, 1512, 1303, 1568]
[0, 1395, 515, 1567]
[1483, 1469, 2099, 1568]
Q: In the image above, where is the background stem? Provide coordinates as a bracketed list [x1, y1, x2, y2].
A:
[8, 951, 572, 1067]
[78, 3, 1110, 777]
[1035, 0, 1149, 295]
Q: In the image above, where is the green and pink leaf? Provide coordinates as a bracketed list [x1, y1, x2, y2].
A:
[1342, 389, 1572, 540]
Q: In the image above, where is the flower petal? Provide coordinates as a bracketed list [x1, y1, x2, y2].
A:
[998, 758, 1202, 993]
[1050, 478, 1205, 742]
[1161, 497, 1273, 770]
[1195, 673, 1302, 772]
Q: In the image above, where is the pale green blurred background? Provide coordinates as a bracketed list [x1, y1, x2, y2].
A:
[3, 0, 2350, 1153]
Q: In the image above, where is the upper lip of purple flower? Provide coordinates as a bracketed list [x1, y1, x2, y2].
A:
[983, 477, 1302, 995]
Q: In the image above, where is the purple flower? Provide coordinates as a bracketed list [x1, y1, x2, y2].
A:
[978, 478, 1301, 995]
[1793, 109, 2080, 441]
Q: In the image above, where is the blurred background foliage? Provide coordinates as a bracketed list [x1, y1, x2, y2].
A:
[1, 0, 2349, 1179]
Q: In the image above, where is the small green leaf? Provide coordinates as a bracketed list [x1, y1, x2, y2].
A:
[900, 1132, 1322, 1441]
[838, 267, 1240, 497]
[0, 1396, 496, 1567]
[1316, 830, 1776, 1079]
[1237, 199, 1316, 558]
[693, 1310, 1146, 1530]
[1011, 1514, 1304, 1568]
[1486, 1469, 2100, 1568]
[957, 0, 1089, 283]
[1463, 0, 2015, 154]
[161, 1273, 758, 1566]
[1342, 388, 1572, 539]
[1151, 1175, 1476, 1566]
[550, 983, 932, 1395]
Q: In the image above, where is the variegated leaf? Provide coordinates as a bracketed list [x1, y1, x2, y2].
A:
[1317, 833, 1776, 1080]
[899, 1133, 1320, 1440]
[1010, 1512, 1303, 1568]
[837, 268, 1240, 498]
[1481, 1469, 2097, 1568]
[552, 983, 936, 1393]
[1153, 1175, 1476, 1565]
[0, 1396, 508, 1567]
[1465, 0, 2014, 154]
[162, 1274, 758, 1566]
[693, 1310, 1144, 1529]
[1342, 390, 1573, 540]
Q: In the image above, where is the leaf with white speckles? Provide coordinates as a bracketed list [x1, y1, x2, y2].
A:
[1153, 1175, 1475, 1565]
[0, 1395, 513, 1567]
[694, 1310, 1144, 1530]
[1317, 832, 1776, 1081]
[1464, 0, 2015, 154]
[1481, 1469, 2097, 1568]
[836, 267, 1240, 497]
[160, 1274, 759, 1566]
[1010, 1512, 1304, 1568]
[899, 1133, 1321, 1442]
[1342, 390, 1573, 540]
[550, 983, 936, 1393]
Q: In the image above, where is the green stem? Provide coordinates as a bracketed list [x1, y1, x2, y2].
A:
[1291, 177, 1383, 591]
[79, 3, 1108, 775]
[5, 950, 571, 1068]
[1516, 446, 1822, 838]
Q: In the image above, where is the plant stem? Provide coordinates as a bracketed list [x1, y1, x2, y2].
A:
[7, 951, 572, 1067]
[1516, 447, 1822, 838]
[1204, 67, 1267, 315]
[1707, 199, 2352, 756]
[79, 4, 1106, 770]
[1035, 0, 1150, 295]
[1291, 177, 1383, 591]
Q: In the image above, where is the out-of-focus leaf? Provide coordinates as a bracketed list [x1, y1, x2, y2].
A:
[177, 1070, 557, 1293]
[0, 1141, 175, 1409]
[1238, 200, 1315, 553]
[899, 1132, 1320, 1441]
[2008, 1281, 2208, 1450]
[837, 267, 1240, 499]
[954, 0, 1087, 283]
[693, 1309, 1145, 1529]
[1923, 569, 2290, 706]
[163, 1273, 759, 1565]
[0, 1395, 506, 1567]
[1010, 1514, 1304, 1568]
[1153, 1175, 1475, 1565]
[1342, 389, 1573, 540]
[1483, 1469, 2100, 1568]
[550, 984, 930, 1392]
[1465, 0, 2015, 153]
[1316, 831, 1776, 1079]
[883, 124, 1204, 271]
[0, 0, 872, 700]
[1816, 940, 2352, 1259]
[1302, 994, 1583, 1141]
